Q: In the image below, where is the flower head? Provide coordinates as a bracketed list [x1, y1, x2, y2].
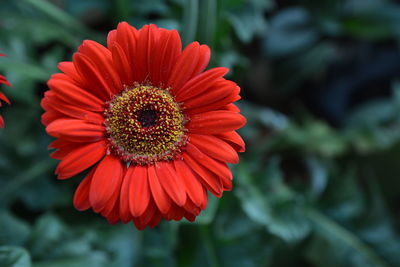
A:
[0, 54, 11, 128]
[42, 22, 246, 229]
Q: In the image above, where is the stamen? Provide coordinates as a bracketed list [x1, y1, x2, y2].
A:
[104, 85, 187, 165]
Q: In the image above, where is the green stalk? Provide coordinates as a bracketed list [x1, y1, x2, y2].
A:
[182, 0, 199, 45]
[200, 225, 220, 267]
[115, 0, 130, 22]
[202, 0, 217, 47]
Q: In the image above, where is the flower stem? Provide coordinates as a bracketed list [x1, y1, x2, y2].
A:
[200, 224, 220, 267]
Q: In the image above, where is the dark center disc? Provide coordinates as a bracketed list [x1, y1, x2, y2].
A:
[137, 109, 157, 128]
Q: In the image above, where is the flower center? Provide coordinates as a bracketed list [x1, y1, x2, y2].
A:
[104, 84, 188, 165]
[138, 109, 157, 128]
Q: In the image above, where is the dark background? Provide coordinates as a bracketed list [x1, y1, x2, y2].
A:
[1, 0, 400, 266]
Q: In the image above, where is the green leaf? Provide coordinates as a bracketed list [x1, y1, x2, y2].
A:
[22, 0, 92, 37]
[306, 157, 329, 199]
[320, 168, 365, 220]
[0, 57, 49, 82]
[265, 7, 318, 58]
[29, 214, 67, 258]
[33, 252, 108, 267]
[225, 5, 268, 43]
[0, 160, 56, 208]
[306, 209, 390, 267]
[95, 224, 142, 267]
[342, 3, 400, 40]
[273, 42, 335, 94]
[0, 246, 31, 267]
[236, 159, 311, 242]
[0, 212, 31, 247]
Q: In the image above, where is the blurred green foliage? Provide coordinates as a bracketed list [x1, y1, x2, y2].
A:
[1, 0, 400, 266]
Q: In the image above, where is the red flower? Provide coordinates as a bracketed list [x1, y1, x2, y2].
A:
[42, 22, 246, 229]
[0, 54, 11, 128]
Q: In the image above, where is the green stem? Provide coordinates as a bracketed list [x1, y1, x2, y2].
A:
[203, 0, 217, 47]
[115, 0, 130, 22]
[182, 0, 199, 45]
[200, 225, 220, 267]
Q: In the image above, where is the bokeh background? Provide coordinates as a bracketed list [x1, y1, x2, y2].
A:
[1, 0, 400, 266]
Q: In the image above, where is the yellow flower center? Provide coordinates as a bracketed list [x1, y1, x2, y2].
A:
[105, 84, 187, 164]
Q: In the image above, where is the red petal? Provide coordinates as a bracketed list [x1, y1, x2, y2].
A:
[183, 197, 201, 215]
[168, 42, 200, 91]
[155, 162, 186, 207]
[116, 22, 138, 82]
[78, 40, 122, 94]
[164, 203, 185, 221]
[133, 199, 158, 230]
[41, 110, 62, 126]
[48, 138, 66, 149]
[55, 140, 106, 179]
[148, 28, 169, 86]
[183, 79, 239, 110]
[119, 168, 133, 223]
[186, 143, 233, 191]
[58, 61, 83, 85]
[159, 30, 182, 86]
[187, 111, 246, 134]
[129, 165, 150, 217]
[221, 103, 240, 113]
[147, 210, 162, 228]
[176, 67, 229, 100]
[73, 167, 96, 211]
[116, 22, 138, 59]
[189, 134, 239, 164]
[46, 119, 104, 142]
[73, 52, 113, 100]
[185, 96, 241, 115]
[148, 164, 171, 214]
[185, 95, 241, 115]
[186, 143, 232, 177]
[0, 75, 11, 87]
[136, 24, 159, 83]
[45, 99, 104, 125]
[215, 131, 245, 152]
[141, 199, 158, 226]
[174, 160, 205, 207]
[100, 178, 122, 217]
[183, 151, 223, 197]
[184, 211, 197, 222]
[48, 74, 104, 111]
[89, 155, 124, 212]
[50, 141, 82, 160]
[104, 199, 121, 225]
[111, 43, 134, 86]
[0, 92, 10, 105]
[192, 45, 211, 77]
[107, 29, 117, 49]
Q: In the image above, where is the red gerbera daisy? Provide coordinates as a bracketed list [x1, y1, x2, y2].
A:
[0, 54, 11, 128]
[41, 22, 246, 230]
